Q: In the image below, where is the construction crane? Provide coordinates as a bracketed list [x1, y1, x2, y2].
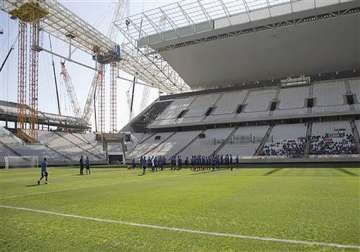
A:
[59, 61, 103, 127]
[82, 72, 99, 124]
[0, 36, 17, 73]
[1, 0, 121, 139]
[59, 61, 81, 118]
[1, 0, 187, 138]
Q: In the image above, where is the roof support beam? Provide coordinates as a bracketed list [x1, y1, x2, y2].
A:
[177, 2, 193, 24]
[158, 7, 180, 37]
[143, 13, 162, 34]
[218, 0, 232, 25]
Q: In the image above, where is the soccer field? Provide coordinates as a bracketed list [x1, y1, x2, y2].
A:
[0, 167, 359, 251]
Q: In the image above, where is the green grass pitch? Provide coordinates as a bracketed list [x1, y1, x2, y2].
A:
[0, 167, 359, 251]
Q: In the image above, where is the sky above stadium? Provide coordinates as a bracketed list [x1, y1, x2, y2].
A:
[0, 0, 177, 131]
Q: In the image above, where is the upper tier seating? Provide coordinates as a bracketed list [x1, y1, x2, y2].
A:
[310, 121, 357, 155]
[150, 97, 194, 127]
[179, 128, 234, 157]
[156, 97, 194, 120]
[204, 90, 248, 122]
[234, 88, 277, 121]
[273, 86, 309, 116]
[312, 80, 350, 113]
[219, 126, 268, 157]
[177, 93, 221, 124]
[243, 89, 277, 113]
[262, 123, 307, 157]
[147, 78, 360, 129]
[349, 79, 360, 111]
[148, 77, 360, 129]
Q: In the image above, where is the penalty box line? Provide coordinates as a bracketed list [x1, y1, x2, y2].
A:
[0, 204, 359, 250]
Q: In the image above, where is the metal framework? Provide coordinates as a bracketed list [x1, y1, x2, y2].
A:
[2, 0, 120, 62]
[115, 35, 190, 94]
[82, 73, 98, 124]
[110, 62, 117, 133]
[155, 5, 360, 53]
[2, 0, 187, 93]
[117, 0, 294, 41]
[17, 20, 27, 133]
[114, 0, 302, 94]
[28, 20, 40, 140]
[59, 62, 81, 118]
[96, 64, 105, 133]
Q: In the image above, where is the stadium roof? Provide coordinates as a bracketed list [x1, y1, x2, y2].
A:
[121, 0, 360, 89]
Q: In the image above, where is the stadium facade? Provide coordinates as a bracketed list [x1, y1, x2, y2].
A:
[120, 0, 360, 165]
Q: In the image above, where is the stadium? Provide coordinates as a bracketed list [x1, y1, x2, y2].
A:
[0, 0, 359, 251]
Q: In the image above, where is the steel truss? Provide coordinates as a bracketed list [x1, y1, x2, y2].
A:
[115, 32, 190, 94]
[2, 0, 119, 61]
[28, 20, 39, 140]
[2, 0, 187, 93]
[110, 63, 117, 133]
[116, 0, 358, 90]
[96, 64, 105, 133]
[17, 20, 27, 134]
[116, 0, 296, 41]
[155, 5, 360, 53]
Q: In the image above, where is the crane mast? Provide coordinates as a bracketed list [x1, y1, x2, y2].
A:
[59, 61, 81, 118]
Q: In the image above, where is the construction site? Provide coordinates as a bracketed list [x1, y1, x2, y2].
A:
[0, 0, 187, 165]
[0, 1, 359, 251]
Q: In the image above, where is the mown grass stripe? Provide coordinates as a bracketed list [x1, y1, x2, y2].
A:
[0, 204, 359, 250]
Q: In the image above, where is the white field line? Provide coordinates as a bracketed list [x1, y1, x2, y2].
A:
[0, 205, 359, 250]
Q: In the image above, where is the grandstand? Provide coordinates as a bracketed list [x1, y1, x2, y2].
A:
[123, 77, 360, 164]
[0, 0, 359, 168]
[118, 0, 360, 166]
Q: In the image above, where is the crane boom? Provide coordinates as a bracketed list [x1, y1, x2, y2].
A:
[0, 35, 17, 73]
[59, 61, 81, 118]
[82, 72, 99, 123]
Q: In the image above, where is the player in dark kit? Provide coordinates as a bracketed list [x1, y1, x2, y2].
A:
[142, 156, 147, 175]
[85, 156, 91, 175]
[37, 158, 48, 185]
[80, 155, 84, 175]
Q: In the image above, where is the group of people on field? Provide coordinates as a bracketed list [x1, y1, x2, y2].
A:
[79, 155, 91, 175]
[132, 154, 240, 175]
[37, 155, 91, 185]
[135, 156, 166, 175]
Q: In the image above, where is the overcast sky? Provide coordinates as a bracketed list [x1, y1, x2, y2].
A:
[0, 0, 178, 131]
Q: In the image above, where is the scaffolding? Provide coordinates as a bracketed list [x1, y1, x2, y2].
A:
[1, 0, 190, 137]
[96, 64, 105, 133]
[17, 20, 27, 133]
[28, 20, 40, 140]
[110, 62, 117, 133]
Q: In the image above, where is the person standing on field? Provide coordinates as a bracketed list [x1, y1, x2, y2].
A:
[132, 158, 136, 169]
[142, 156, 147, 175]
[37, 158, 48, 185]
[80, 155, 84, 175]
[85, 156, 90, 175]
